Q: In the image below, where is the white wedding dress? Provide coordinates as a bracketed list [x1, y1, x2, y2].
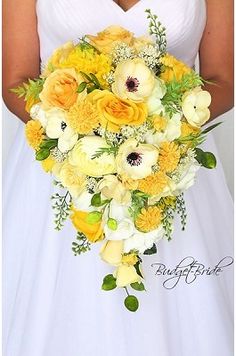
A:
[3, 1, 234, 355]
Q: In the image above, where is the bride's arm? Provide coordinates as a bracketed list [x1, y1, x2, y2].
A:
[199, 0, 234, 121]
[2, 0, 40, 123]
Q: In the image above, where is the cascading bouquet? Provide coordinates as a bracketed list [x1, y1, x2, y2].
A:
[12, 10, 219, 311]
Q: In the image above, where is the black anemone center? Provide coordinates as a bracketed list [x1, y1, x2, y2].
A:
[125, 76, 140, 92]
[127, 152, 142, 166]
[61, 121, 67, 131]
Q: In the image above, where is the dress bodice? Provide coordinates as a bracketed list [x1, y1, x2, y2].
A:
[36, 0, 206, 67]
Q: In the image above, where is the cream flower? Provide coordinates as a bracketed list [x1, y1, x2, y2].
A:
[58, 161, 86, 198]
[112, 58, 155, 102]
[44, 108, 78, 153]
[69, 136, 116, 177]
[114, 265, 141, 288]
[116, 139, 158, 179]
[72, 191, 95, 212]
[182, 87, 211, 127]
[145, 113, 182, 145]
[100, 240, 124, 266]
[124, 226, 164, 254]
[98, 175, 131, 204]
[146, 78, 166, 115]
[172, 161, 200, 195]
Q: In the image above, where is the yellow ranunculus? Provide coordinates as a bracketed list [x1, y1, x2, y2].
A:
[69, 136, 117, 177]
[87, 26, 134, 54]
[114, 265, 141, 287]
[87, 90, 147, 132]
[71, 208, 104, 243]
[98, 175, 131, 204]
[58, 161, 86, 198]
[100, 240, 124, 266]
[39, 68, 85, 110]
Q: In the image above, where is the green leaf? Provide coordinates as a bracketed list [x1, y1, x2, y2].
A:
[134, 262, 144, 279]
[35, 148, 50, 161]
[91, 193, 102, 207]
[143, 244, 157, 255]
[195, 148, 217, 169]
[39, 139, 58, 150]
[80, 71, 92, 82]
[86, 211, 102, 224]
[107, 218, 118, 231]
[102, 274, 117, 291]
[124, 295, 139, 312]
[130, 282, 145, 292]
[201, 122, 222, 134]
[89, 73, 100, 87]
[77, 82, 87, 93]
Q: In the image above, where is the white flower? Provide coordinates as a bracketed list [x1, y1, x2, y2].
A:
[124, 226, 164, 254]
[112, 58, 155, 102]
[72, 191, 94, 212]
[45, 108, 78, 153]
[30, 103, 48, 128]
[182, 87, 211, 127]
[172, 161, 200, 194]
[116, 139, 158, 179]
[104, 200, 135, 241]
[69, 136, 117, 177]
[146, 79, 166, 115]
[145, 113, 182, 146]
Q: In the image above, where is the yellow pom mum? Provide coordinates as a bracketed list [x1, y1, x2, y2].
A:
[55, 46, 112, 87]
[121, 253, 139, 266]
[158, 142, 181, 173]
[138, 171, 169, 196]
[25, 120, 44, 150]
[135, 206, 162, 232]
[160, 54, 192, 83]
[67, 101, 100, 134]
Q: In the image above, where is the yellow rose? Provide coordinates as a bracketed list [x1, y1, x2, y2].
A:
[114, 265, 141, 288]
[42, 42, 75, 77]
[71, 208, 104, 243]
[87, 26, 134, 54]
[98, 175, 131, 204]
[87, 90, 147, 132]
[39, 68, 85, 110]
[100, 240, 124, 266]
[160, 54, 192, 83]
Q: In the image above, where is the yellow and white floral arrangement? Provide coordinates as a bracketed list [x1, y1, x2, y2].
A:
[13, 10, 219, 312]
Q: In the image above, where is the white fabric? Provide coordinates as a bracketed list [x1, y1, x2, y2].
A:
[3, 1, 233, 355]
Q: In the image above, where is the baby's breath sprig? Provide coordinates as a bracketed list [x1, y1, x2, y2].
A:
[72, 232, 91, 256]
[51, 191, 72, 231]
[145, 9, 167, 55]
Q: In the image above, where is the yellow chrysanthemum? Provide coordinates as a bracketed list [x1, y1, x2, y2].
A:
[121, 253, 139, 266]
[135, 206, 162, 232]
[151, 115, 168, 132]
[67, 101, 100, 134]
[25, 120, 44, 150]
[138, 171, 169, 196]
[158, 142, 181, 173]
[55, 46, 112, 87]
[160, 54, 192, 83]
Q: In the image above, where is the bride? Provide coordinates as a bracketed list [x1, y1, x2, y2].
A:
[3, 1, 234, 355]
